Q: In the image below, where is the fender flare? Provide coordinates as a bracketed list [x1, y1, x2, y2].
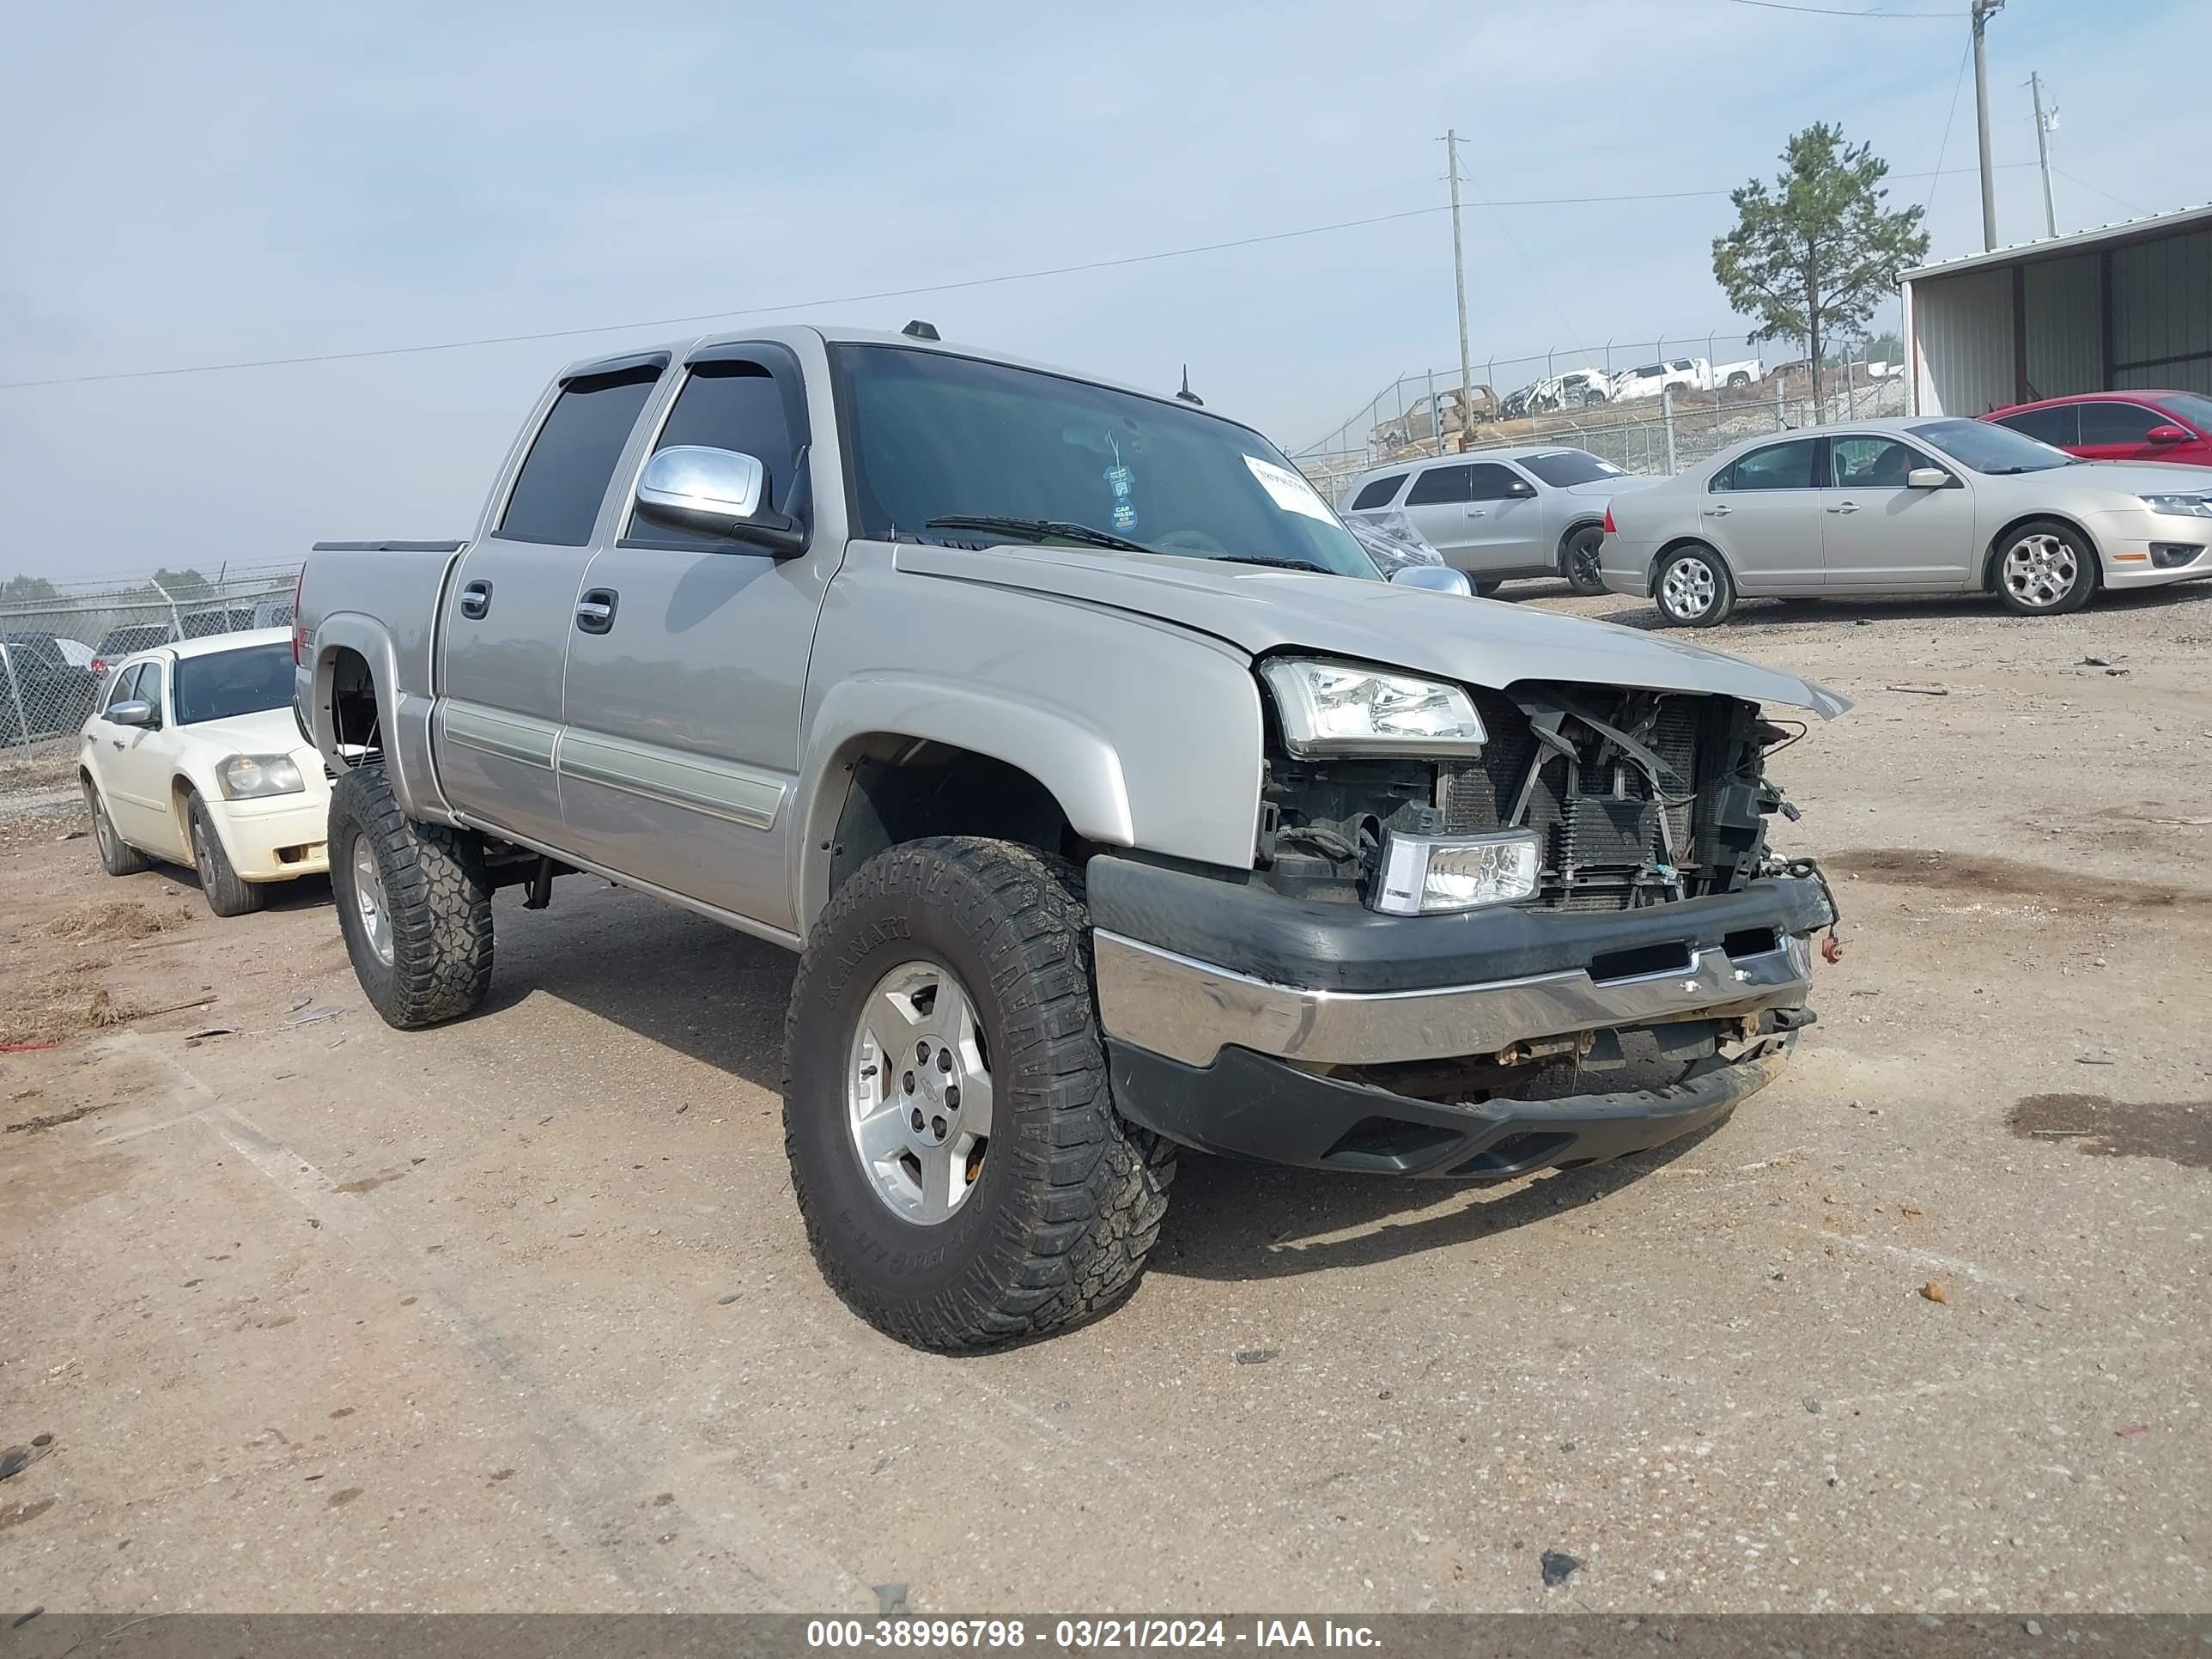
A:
[793, 674, 1137, 926]
[307, 613, 453, 822]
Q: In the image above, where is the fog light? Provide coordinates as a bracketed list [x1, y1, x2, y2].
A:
[2149, 542, 2203, 569]
[1373, 830, 1540, 915]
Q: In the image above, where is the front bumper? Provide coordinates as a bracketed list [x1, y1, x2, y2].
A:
[1088, 855, 1829, 1178]
[216, 791, 331, 881]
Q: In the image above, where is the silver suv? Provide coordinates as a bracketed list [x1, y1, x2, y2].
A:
[1342, 447, 1658, 596]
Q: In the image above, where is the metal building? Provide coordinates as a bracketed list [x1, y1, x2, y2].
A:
[1900, 203, 2212, 417]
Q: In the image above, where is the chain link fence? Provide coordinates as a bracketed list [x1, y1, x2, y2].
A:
[0, 564, 302, 761]
[1291, 337, 1907, 506]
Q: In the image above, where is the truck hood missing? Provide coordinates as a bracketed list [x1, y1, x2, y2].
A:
[892, 542, 1849, 719]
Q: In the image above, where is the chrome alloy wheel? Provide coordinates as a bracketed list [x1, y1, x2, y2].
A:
[1661, 555, 1718, 620]
[2001, 532, 2079, 610]
[845, 960, 994, 1225]
[350, 836, 395, 966]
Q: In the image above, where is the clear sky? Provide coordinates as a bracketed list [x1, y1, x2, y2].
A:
[2, 0, 2203, 581]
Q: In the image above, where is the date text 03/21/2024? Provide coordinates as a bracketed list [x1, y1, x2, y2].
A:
[804, 1618, 1382, 1649]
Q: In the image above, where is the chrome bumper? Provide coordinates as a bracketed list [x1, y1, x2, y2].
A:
[1091, 929, 1816, 1067]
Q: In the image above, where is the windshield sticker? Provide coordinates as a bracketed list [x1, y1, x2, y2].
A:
[1104, 464, 1138, 532]
[1243, 453, 1334, 524]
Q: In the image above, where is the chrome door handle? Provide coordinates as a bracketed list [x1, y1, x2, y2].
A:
[1467, 507, 1486, 518]
[575, 588, 619, 634]
[112, 738, 124, 750]
[1705, 504, 1732, 517]
[1826, 501, 1860, 514]
[459, 579, 493, 620]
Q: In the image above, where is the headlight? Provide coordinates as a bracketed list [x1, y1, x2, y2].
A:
[217, 753, 306, 799]
[2140, 494, 2212, 519]
[1260, 658, 1486, 756]
[1374, 830, 1540, 915]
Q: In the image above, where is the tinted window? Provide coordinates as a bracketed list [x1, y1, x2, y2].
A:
[836, 345, 1380, 580]
[1631, 365, 1662, 380]
[1405, 465, 1472, 506]
[497, 365, 661, 545]
[0, 634, 66, 674]
[1521, 450, 1626, 488]
[1719, 439, 1819, 491]
[1670, 360, 1694, 373]
[1829, 436, 1923, 488]
[1911, 418, 2072, 474]
[1465, 463, 1526, 501]
[1996, 406, 2078, 447]
[627, 360, 802, 547]
[105, 664, 145, 711]
[2078, 401, 2162, 446]
[173, 644, 294, 726]
[1349, 473, 1408, 511]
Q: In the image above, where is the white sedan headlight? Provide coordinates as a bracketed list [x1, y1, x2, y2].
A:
[1261, 658, 1486, 757]
[218, 753, 306, 799]
[2140, 494, 2212, 519]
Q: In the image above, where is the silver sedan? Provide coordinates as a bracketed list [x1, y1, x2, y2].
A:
[1599, 416, 2212, 625]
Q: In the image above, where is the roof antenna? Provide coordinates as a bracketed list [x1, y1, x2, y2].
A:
[1175, 365, 1203, 406]
[901, 319, 940, 341]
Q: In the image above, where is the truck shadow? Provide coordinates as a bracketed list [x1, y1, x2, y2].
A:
[485, 883, 1729, 1281]
[1152, 1124, 1723, 1283]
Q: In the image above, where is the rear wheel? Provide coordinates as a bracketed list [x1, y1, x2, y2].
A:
[187, 792, 264, 918]
[328, 764, 494, 1028]
[1992, 520, 2099, 616]
[84, 778, 150, 877]
[1654, 544, 1735, 628]
[1560, 524, 1608, 595]
[784, 837, 1175, 1352]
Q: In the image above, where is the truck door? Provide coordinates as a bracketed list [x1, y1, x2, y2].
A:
[434, 355, 666, 849]
[555, 342, 827, 934]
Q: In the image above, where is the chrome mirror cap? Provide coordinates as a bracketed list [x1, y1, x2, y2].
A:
[635, 445, 768, 529]
[1389, 565, 1474, 597]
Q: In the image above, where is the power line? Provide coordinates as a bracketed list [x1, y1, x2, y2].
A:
[1924, 33, 1975, 211]
[1725, 0, 1956, 16]
[2052, 166, 2148, 220]
[0, 165, 2044, 392]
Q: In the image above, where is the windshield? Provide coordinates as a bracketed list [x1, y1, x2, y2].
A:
[173, 643, 295, 726]
[835, 345, 1381, 580]
[2160, 392, 2212, 432]
[1522, 450, 1626, 488]
[1911, 418, 2074, 474]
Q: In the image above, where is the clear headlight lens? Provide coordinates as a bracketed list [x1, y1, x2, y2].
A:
[1373, 830, 1540, 915]
[1261, 658, 1486, 756]
[218, 753, 306, 799]
[2140, 494, 2212, 519]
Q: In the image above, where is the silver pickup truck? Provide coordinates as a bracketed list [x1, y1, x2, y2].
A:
[294, 325, 1846, 1352]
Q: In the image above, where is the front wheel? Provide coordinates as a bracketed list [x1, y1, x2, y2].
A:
[784, 838, 1175, 1352]
[84, 777, 150, 877]
[1993, 520, 2099, 616]
[1654, 544, 1736, 628]
[327, 764, 494, 1029]
[188, 792, 264, 917]
[1561, 524, 1608, 595]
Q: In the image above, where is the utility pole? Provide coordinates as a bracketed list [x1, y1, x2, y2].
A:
[2029, 71, 2058, 237]
[1971, 0, 2006, 250]
[1443, 130, 1472, 445]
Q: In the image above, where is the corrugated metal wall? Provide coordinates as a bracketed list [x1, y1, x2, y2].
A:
[2022, 254, 2102, 400]
[2112, 226, 2212, 394]
[1909, 217, 2212, 410]
[1911, 266, 2014, 416]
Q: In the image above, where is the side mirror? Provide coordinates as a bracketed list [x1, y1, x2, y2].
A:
[1389, 566, 1474, 597]
[1504, 478, 1538, 499]
[108, 699, 156, 728]
[635, 445, 806, 556]
[2147, 424, 2191, 446]
[1905, 467, 1951, 489]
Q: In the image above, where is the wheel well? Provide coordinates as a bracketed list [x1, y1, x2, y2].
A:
[1556, 517, 1605, 557]
[828, 740, 1075, 896]
[1981, 513, 2100, 592]
[169, 775, 198, 842]
[1650, 536, 1727, 590]
[326, 647, 380, 757]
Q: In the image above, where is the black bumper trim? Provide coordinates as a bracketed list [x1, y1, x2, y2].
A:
[1108, 1037, 1787, 1179]
[1086, 857, 1832, 995]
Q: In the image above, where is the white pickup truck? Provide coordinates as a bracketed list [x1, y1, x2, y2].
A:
[1611, 357, 1765, 403]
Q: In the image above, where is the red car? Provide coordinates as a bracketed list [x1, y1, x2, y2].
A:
[1984, 390, 2212, 468]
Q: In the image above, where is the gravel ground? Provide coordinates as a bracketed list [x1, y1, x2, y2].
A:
[3, 580, 2208, 1615]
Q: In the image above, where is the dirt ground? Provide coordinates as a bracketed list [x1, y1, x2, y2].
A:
[3, 583, 2208, 1616]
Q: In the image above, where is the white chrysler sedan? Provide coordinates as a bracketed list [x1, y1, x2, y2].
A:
[78, 628, 331, 915]
[1601, 416, 2212, 626]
